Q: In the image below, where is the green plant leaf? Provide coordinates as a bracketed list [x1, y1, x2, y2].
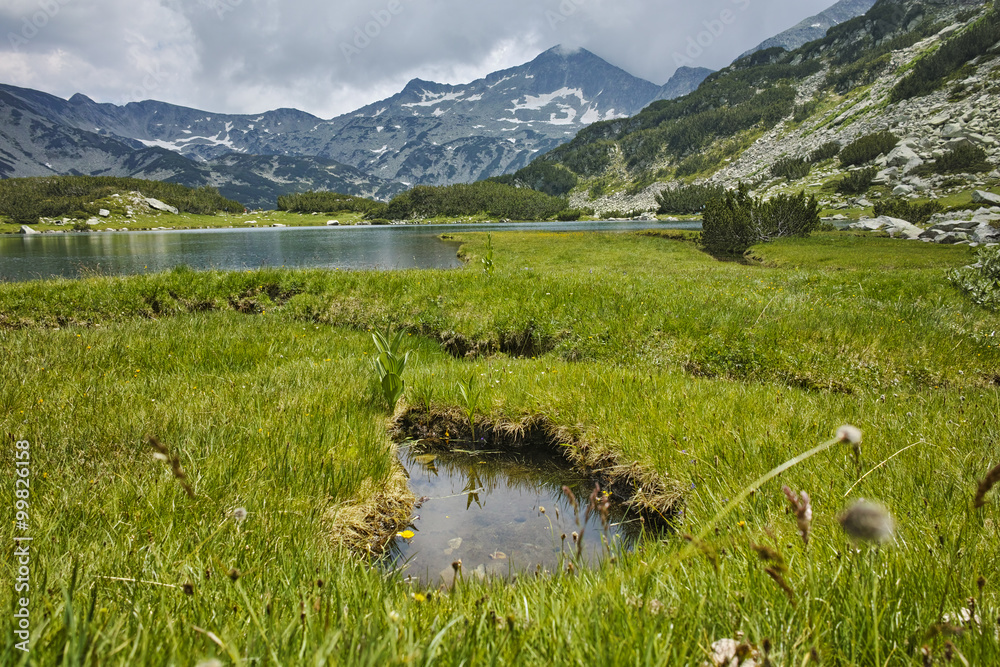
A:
[381, 373, 405, 408]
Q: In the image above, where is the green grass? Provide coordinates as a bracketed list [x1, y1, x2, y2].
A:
[2, 232, 1000, 665]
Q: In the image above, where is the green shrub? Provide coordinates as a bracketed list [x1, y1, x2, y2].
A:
[836, 167, 879, 195]
[0, 189, 42, 225]
[556, 209, 590, 221]
[839, 132, 899, 167]
[491, 161, 579, 197]
[277, 191, 386, 216]
[382, 182, 567, 221]
[675, 154, 716, 178]
[793, 102, 819, 123]
[701, 185, 819, 255]
[914, 144, 992, 176]
[770, 157, 812, 181]
[809, 141, 841, 163]
[0, 176, 243, 219]
[950, 244, 1000, 310]
[656, 184, 726, 214]
[872, 199, 944, 224]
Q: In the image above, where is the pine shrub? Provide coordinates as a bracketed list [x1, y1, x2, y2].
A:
[950, 245, 1000, 310]
[872, 198, 944, 224]
[839, 132, 899, 167]
[809, 141, 841, 163]
[771, 157, 812, 181]
[836, 167, 879, 195]
[656, 184, 726, 214]
[701, 185, 819, 255]
[914, 144, 992, 176]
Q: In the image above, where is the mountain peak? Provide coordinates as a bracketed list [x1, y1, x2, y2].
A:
[68, 93, 96, 105]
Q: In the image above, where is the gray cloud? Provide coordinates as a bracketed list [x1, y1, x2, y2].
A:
[1, 0, 838, 118]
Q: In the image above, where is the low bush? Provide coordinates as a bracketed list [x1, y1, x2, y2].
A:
[701, 184, 819, 255]
[0, 189, 42, 225]
[872, 199, 944, 224]
[914, 144, 992, 176]
[950, 244, 1000, 310]
[656, 184, 727, 214]
[0, 175, 243, 219]
[836, 167, 879, 195]
[839, 131, 899, 167]
[675, 154, 717, 178]
[277, 191, 386, 216]
[556, 209, 590, 221]
[771, 157, 812, 181]
[382, 181, 568, 221]
[809, 141, 841, 163]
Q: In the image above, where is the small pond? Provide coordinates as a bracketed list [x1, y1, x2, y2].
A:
[386, 446, 638, 587]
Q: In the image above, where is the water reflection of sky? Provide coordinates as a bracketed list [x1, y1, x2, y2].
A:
[0, 220, 702, 282]
[388, 448, 637, 588]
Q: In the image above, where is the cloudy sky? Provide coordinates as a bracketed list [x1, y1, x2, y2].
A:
[2, 0, 837, 119]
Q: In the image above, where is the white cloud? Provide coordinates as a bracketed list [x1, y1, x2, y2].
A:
[1, 0, 842, 117]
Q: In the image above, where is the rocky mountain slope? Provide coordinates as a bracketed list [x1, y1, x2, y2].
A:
[529, 0, 998, 239]
[740, 0, 878, 57]
[653, 67, 715, 102]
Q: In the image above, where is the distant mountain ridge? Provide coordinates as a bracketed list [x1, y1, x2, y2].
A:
[740, 0, 878, 57]
[0, 0, 884, 204]
[0, 47, 662, 190]
[0, 85, 406, 208]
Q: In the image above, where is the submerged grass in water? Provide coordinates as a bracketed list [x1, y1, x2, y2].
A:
[388, 447, 633, 587]
[0, 231, 998, 664]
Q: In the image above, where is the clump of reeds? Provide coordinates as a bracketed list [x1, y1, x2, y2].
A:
[148, 436, 195, 498]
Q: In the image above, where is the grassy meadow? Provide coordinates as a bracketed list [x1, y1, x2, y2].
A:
[2, 230, 999, 665]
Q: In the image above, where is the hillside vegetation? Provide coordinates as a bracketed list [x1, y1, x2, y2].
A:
[509, 1, 1000, 219]
[0, 176, 243, 225]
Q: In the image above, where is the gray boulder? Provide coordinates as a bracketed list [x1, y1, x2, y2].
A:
[886, 145, 924, 173]
[942, 123, 966, 139]
[932, 220, 979, 233]
[973, 223, 1000, 244]
[19, 225, 40, 235]
[972, 190, 1000, 206]
[880, 216, 923, 240]
[98, 209, 110, 217]
[145, 198, 179, 214]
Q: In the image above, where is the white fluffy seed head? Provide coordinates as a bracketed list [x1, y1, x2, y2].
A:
[836, 425, 862, 445]
[838, 500, 895, 543]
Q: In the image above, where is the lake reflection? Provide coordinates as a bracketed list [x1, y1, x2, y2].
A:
[0, 220, 701, 282]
